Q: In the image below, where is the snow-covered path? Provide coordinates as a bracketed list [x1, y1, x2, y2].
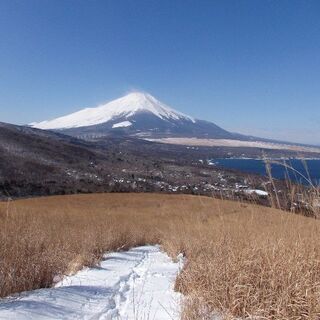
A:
[0, 245, 183, 320]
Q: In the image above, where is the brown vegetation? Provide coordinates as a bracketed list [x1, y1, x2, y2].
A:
[1, 193, 320, 319]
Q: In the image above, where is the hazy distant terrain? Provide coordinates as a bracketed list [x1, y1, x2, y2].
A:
[147, 137, 320, 153]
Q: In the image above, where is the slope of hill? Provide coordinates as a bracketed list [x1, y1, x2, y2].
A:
[0, 122, 110, 197]
[1, 122, 317, 204]
[0, 122, 267, 199]
[1, 193, 319, 319]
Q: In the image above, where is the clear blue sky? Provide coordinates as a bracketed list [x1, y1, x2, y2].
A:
[0, 0, 319, 144]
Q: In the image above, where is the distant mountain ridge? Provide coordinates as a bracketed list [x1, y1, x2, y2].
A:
[31, 92, 195, 129]
[29, 92, 319, 149]
[30, 92, 236, 140]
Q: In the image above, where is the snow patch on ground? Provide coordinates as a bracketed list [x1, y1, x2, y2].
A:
[112, 121, 132, 128]
[0, 245, 183, 320]
[245, 189, 269, 196]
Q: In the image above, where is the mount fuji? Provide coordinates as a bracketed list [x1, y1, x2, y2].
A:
[30, 92, 235, 140]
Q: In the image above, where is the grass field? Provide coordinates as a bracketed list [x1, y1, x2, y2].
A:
[1, 193, 320, 319]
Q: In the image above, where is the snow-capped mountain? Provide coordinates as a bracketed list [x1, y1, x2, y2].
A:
[31, 92, 195, 130]
[30, 92, 234, 139]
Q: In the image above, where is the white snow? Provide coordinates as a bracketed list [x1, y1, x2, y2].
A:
[0, 245, 183, 320]
[30, 92, 195, 130]
[245, 189, 269, 196]
[112, 121, 132, 128]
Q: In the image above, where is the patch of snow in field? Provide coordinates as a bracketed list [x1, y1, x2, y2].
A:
[245, 189, 269, 196]
[0, 245, 183, 320]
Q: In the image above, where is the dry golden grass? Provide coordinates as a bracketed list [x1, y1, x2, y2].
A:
[1, 193, 320, 319]
[264, 159, 320, 218]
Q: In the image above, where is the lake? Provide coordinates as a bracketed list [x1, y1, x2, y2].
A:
[211, 158, 320, 186]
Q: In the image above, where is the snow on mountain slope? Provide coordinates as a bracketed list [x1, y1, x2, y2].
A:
[0, 245, 184, 320]
[112, 120, 132, 128]
[30, 92, 195, 130]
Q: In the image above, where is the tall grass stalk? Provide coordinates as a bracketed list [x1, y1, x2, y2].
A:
[264, 158, 320, 217]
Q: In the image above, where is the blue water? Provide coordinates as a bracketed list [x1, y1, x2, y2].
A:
[212, 159, 320, 186]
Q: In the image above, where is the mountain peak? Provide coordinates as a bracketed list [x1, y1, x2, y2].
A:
[124, 91, 152, 100]
[30, 92, 195, 130]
